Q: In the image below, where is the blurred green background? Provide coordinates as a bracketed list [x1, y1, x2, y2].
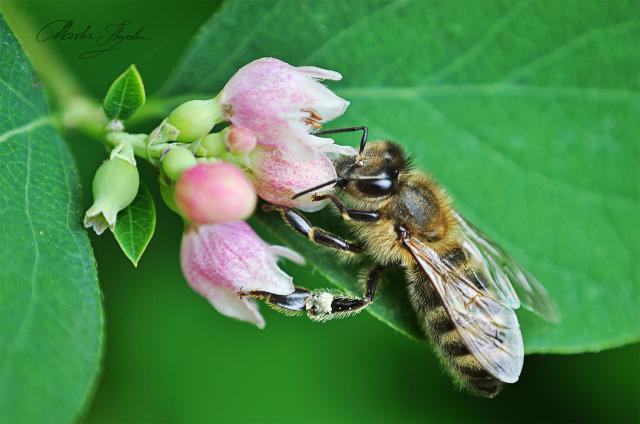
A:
[4, 1, 639, 422]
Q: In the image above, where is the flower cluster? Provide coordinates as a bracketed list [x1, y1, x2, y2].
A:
[85, 58, 352, 327]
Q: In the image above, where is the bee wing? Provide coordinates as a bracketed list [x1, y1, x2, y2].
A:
[404, 237, 524, 383]
[453, 211, 561, 323]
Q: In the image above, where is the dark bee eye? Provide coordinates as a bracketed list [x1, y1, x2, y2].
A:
[355, 178, 395, 196]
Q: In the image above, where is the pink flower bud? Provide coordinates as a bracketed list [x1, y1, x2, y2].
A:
[181, 221, 304, 328]
[175, 162, 257, 224]
[248, 145, 336, 212]
[220, 58, 353, 161]
[224, 125, 257, 154]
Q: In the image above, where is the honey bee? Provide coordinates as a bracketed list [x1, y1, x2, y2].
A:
[249, 127, 560, 397]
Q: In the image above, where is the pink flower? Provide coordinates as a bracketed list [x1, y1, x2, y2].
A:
[248, 145, 336, 211]
[181, 221, 304, 328]
[220, 57, 354, 161]
[175, 162, 257, 224]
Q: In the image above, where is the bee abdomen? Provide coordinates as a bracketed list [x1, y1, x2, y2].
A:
[408, 265, 503, 397]
[450, 353, 503, 398]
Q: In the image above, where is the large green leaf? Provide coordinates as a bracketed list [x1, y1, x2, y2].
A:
[162, 0, 640, 353]
[0, 16, 103, 421]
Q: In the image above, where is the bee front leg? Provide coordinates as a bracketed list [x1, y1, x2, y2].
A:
[312, 193, 380, 222]
[263, 204, 363, 253]
[247, 265, 384, 321]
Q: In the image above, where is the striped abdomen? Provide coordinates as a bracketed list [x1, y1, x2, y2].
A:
[406, 260, 503, 397]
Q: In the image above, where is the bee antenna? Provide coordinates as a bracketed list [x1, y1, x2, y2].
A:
[291, 178, 344, 200]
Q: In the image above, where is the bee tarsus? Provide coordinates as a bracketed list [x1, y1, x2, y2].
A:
[248, 265, 384, 320]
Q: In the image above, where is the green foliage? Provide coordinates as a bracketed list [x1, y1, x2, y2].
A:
[163, 0, 640, 353]
[0, 16, 103, 422]
[103, 64, 146, 121]
[113, 182, 156, 266]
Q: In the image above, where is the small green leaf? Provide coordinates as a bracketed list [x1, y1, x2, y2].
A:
[0, 15, 103, 422]
[103, 64, 146, 121]
[162, 0, 640, 354]
[113, 183, 156, 267]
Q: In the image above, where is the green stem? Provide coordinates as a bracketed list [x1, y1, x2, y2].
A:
[127, 94, 212, 127]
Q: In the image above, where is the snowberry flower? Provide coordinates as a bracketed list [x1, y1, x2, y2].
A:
[181, 221, 304, 328]
[248, 145, 336, 212]
[175, 162, 257, 224]
[219, 57, 354, 161]
[84, 158, 139, 235]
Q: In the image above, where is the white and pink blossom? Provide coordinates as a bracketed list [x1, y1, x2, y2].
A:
[219, 57, 354, 161]
[248, 145, 336, 211]
[181, 221, 304, 328]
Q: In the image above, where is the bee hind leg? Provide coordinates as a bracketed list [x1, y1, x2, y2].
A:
[246, 265, 384, 321]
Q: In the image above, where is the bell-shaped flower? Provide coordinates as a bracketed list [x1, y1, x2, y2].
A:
[84, 158, 139, 234]
[248, 145, 336, 212]
[181, 221, 304, 328]
[175, 162, 257, 225]
[219, 57, 353, 161]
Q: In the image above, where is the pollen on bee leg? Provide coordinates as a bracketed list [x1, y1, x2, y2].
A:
[305, 292, 333, 316]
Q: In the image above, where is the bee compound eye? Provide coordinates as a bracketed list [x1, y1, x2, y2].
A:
[355, 178, 395, 196]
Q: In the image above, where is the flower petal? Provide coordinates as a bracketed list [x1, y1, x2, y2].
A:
[203, 284, 265, 329]
[295, 66, 343, 81]
[269, 245, 306, 265]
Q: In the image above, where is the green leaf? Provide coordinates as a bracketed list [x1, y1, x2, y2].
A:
[113, 183, 157, 267]
[162, 0, 640, 354]
[103, 64, 146, 121]
[0, 16, 103, 422]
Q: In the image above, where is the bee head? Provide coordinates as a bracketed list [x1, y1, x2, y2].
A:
[291, 141, 410, 201]
[334, 141, 409, 198]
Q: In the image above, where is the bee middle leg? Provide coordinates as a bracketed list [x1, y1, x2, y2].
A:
[248, 265, 385, 320]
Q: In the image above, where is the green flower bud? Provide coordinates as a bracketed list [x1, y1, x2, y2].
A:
[84, 158, 140, 235]
[195, 132, 226, 157]
[162, 146, 197, 181]
[167, 98, 222, 143]
[159, 178, 183, 216]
